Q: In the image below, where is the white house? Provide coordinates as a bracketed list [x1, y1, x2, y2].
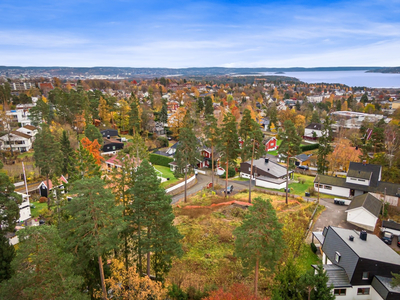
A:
[303, 123, 323, 140]
[16, 192, 31, 222]
[0, 125, 38, 152]
[346, 193, 382, 231]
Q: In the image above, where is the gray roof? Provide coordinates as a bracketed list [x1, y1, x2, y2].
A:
[346, 193, 382, 217]
[305, 123, 323, 130]
[373, 276, 400, 294]
[348, 162, 382, 187]
[347, 169, 372, 180]
[329, 227, 400, 264]
[317, 264, 351, 288]
[245, 157, 289, 178]
[295, 154, 310, 162]
[382, 220, 400, 231]
[315, 174, 400, 197]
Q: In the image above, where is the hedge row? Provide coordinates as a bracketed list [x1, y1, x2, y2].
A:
[301, 143, 319, 152]
[149, 153, 174, 167]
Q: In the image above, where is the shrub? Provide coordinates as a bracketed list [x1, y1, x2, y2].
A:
[149, 153, 174, 167]
[308, 186, 316, 196]
[157, 136, 169, 148]
[220, 167, 236, 178]
[301, 143, 319, 151]
[39, 197, 47, 203]
[311, 242, 317, 253]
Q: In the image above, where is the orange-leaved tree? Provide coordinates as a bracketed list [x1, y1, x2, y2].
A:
[81, 137, 104, 165]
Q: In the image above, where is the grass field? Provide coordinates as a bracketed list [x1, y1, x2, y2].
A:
[153, 165, 179, 187]
[17, 152, 34, 159]
[30, 201, 47, 218]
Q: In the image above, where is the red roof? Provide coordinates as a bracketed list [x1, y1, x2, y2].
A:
[39, 175, 68, 190]
[38, 82, 54, 90]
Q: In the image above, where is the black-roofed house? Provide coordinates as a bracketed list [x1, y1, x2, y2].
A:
[240, 157, 293, 189]
[304, 122, 323, 141]
[100, 129, 119, 138]
[381, 220, 400, 236]
[295, 153, 312, 167]
[314, 161, 400, 206]
[312, 226, 400, 299]
[102, 137, 124, 154]
[346, 193, 382, 231]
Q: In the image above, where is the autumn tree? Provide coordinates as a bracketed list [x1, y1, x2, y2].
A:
[97, 259, 166, 300]
[205, 283, 266, 300]
[80, 137, 104, 165]
[115, 99, 130, 132]
[63, 177, 124, 300]
[234, 197, 284, 295]
[98, 96, 111, 123]
[328, 138, 361, 174]
[168, 107, 187, 138]
[278, 120, 302, 204]
[219, 113, 239, 198]
[69, 142, 102, 183]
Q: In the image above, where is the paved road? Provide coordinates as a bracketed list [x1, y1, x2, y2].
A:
[171, 174, 210, 204]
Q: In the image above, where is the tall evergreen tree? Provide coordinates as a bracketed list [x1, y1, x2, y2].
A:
[33, 124, 61, 210]
[0, 82, 11, 111]
[278, 120, 302, 204]
[68, 143, 102, 183]
[174, 126, 200, 203]
[63, 177, 124, 300]
[234, 197, 284, 295]
[60, 130, 74, 176]
[129, 93, 141, 135]
[196, 98, 204, 114]
[310, 110, 320, 123]
[204, 96, 214, 116]
[272, 259, 303, 300]
[130, 160, 183, 279]
[311, 265, 335, 300]
[219, 112, 239, 198]
[204, 114, 220, 190]
[0, 226, 87, 300]
[0, 161, 20, 233]
[239, 109, 266, 203]
[29, 97, 50, 126]
[84, 124, 103, 143]
[0, 233, 15, 283]
[159, 101, 168, 124]
[317, 116, 334, 175]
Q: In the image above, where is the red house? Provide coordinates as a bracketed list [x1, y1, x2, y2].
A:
[265, 137, 277, 152]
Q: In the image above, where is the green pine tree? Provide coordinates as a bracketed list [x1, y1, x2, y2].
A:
[310, 111, 320, 124]
[68, 143, 102, 183]
[204, 96, 214, 116]
[219, 112, 239, 198]
[272, 259, 303, 300]
[204, 114, 221, 190]
[60, 130, 74, 176]
[63, 177, 124, 300]
[0, 226, 87, 300]
[33, 124, 61, 210]
[0, 233, 15, 283]
[311, 265, 335, 300]
[278, 120, 302, 204]
[159, 101, 168, 124]
[129, 93, 141, 135]
[129, 160, 183, 279]
[0, 161, 20, 233]
[84, 124, 103, 143]
[317, 116, 334, 175]
[234, 197, 284, 295]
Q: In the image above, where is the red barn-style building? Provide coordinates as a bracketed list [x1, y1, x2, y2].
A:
[265, 137, 277, 152]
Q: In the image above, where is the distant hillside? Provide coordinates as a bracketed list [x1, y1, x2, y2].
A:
[367, 67, 400, 74]
[0, 66, 383, 79]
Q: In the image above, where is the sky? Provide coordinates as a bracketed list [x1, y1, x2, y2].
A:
[1, 0, 400, 68]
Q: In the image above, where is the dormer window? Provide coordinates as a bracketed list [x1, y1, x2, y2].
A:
[335, 251, 341, 263]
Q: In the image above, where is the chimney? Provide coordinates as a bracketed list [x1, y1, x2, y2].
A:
[349, 235, 354, 242]
[265, 158, 269, 164]
[362, 160, 366, 166]
[360, 230, 367, 241]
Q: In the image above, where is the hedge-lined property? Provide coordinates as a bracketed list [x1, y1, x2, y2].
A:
[149, 153, 174, 167]
[300, 144, 319, 152]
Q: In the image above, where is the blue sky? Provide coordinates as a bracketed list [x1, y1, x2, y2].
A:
[1, 0, 400, 68]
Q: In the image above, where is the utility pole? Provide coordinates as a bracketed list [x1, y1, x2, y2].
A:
[317, 175, 320, 205]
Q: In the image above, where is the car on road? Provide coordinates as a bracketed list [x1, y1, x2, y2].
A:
[382, 231, 393, 245]
[297, 165, 309, 170]
[397, 235, 400, 247]
[224, 185, 234, 194]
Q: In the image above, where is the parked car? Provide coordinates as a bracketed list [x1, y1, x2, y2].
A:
[297, 165, 309, 170]
[224, 185, 234, 194]
[397, 235, 400, 247]
[382, 231, 393, 245]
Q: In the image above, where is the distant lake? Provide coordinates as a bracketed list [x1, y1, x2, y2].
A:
[262, 70, 400, 88]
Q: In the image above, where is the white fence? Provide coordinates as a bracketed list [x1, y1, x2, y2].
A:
[166, 175, 196, 194]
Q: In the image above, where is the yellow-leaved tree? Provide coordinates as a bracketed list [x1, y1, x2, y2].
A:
[95, 260, 166, 300]
[168, 107, 187, 138]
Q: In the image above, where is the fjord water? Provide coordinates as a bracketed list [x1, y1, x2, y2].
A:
[263, 70, 400, 88]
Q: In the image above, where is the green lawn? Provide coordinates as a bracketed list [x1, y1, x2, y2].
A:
[17, 152, 34, 159]
[30, 201, 47, 218]
[284, 174, 315, 196]
[296, 243, 320, 272]
[153, 165, 179, 187]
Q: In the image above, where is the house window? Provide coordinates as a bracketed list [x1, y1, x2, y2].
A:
[249, 167, 251, 171]
[362, 272, 369, 280]
[358, 179, 365, 182]
[334, 289, 346, 296]
[112, 146, 116, 150]
[324, 185, 332, 190]
[335, 251, 341, 263]
[357, 288, 370, 295]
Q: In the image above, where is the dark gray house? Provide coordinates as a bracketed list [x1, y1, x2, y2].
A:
[313, 226, 400, 299]
[101, 129, 119, 138]
[102, 138, 124, 153]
